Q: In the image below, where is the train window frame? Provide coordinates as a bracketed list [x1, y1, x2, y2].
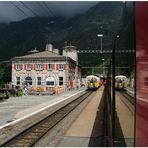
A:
[144, 77, 148, 87]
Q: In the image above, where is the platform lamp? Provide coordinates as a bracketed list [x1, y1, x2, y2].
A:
[97, 34, 103, 53]
[102, 58, 105, 75]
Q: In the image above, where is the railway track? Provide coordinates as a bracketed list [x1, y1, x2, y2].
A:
[117, 90, 135, 114]
[1, 91, 93, 147]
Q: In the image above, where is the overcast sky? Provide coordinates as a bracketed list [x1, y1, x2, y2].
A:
[0, 1, 98, 23]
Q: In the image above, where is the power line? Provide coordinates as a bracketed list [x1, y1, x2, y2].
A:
[9, 1, 30, 17]
[38, 2, 50, 16]
[20, 2, 39, 17]
[42, 2, 55, 17]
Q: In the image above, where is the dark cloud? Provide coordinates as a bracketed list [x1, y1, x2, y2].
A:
[0, 1, 98, 23]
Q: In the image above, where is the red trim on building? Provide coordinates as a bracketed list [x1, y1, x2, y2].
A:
[46, 64, 48, 70]
[52, 64, 55, 70]
[33, 64, 35, 70]
[56, 64, 58, 70]
[64, 64, 67, 70]
[20, 64, 23, 70]
[14, 64, 16, 70]
[24, 64, 26, 70]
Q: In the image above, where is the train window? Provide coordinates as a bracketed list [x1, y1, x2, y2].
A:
[144, 77, 148, 87]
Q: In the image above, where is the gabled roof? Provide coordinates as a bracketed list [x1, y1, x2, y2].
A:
[12, 50, 76, 64]
[13, 50, 63, 59]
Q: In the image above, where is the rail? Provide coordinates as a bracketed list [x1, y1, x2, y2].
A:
[118, 90, 135, 114]
[1, 91, 93, 147]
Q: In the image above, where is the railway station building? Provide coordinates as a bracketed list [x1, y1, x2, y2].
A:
[11, 43, 81, 93]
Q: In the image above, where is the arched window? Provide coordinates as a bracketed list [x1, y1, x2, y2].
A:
[46, 77, 55, 86]
[25, 76, 32, 85]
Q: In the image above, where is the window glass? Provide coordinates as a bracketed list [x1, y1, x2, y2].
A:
[59, 64, 64, 70]
[16, 64, 20, 70]
[37, 77, 41, 85]
[59, 77, 63, 86]
[16, 77, 20, 85]
[46, 81, 54, 86]
[25, 76, 32, 85]
[26, 64, 32, 70]
[46, 77, 55, 86]
[48, 64, 52, 70]
[35, 64, 43, 70]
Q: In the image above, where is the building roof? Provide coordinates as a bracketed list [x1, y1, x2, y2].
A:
[12, 50, 76, 64]
[14, 51, 63, 59]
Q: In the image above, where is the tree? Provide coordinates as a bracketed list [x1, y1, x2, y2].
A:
[0, 65, 4, 87]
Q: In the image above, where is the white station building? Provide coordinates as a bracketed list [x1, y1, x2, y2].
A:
[11, 43, 81, 93]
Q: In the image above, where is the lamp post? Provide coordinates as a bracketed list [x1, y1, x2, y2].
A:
[102, 58, 105, 75]
[97, 34, 103, 53]
[112, 34, 119, 142]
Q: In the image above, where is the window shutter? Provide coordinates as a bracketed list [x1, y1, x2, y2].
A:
[46, 64, 48, 70]
[24, 64, 26, 70]
[20, 64, 23, 70]
[14, 64, 16, 70]
[64, 64, 67, 70]
[42, 64, 44, 70]
[32, 64, 35, 70]
[52, 64, 55, 70]
[56, 64, 58, 70]
[44, 64, 46, 70]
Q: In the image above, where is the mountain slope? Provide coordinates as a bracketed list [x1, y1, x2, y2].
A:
[0, 1, 125, 66]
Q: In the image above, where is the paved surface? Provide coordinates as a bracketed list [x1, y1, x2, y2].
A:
[115, 92, 135, 147]
[0, 87, 86, 127]
[58, 87, 104, 147]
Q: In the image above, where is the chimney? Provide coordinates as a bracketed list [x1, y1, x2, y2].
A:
[53, 49, 59, 54]
[45, 43, 53, 52]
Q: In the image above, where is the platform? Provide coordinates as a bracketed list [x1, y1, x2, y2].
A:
[0, 87, 86, 127]
[57, 86, 104, 147]
[115, 92, 134, 147]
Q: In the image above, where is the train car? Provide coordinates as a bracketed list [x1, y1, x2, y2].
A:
[115, 75, 128, 90]
[135, 2, 148, 146]
[86, 75, 101, 90]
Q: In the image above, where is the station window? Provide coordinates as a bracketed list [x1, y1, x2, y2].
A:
[16, 64, 20, 71]
[37, 77, 42, 85]
[59, 64, 64, 70]
[35, 64, 43, 70]
[25, 76, 32, 85]
[26, 64, 32, 70]
[46, 77, 55, 86]
[48, 64, 52, 70]
[16, 77, 20, 85]
[59, 77, 63, 86]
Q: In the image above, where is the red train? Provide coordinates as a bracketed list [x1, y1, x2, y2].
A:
[136, 2, 148, 146]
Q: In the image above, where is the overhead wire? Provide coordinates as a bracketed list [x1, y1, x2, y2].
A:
[42, 2, 55, 17]
[37, 2, 50, 16]
[20, 2, 39, 17]
[9, 1, 30, 17]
